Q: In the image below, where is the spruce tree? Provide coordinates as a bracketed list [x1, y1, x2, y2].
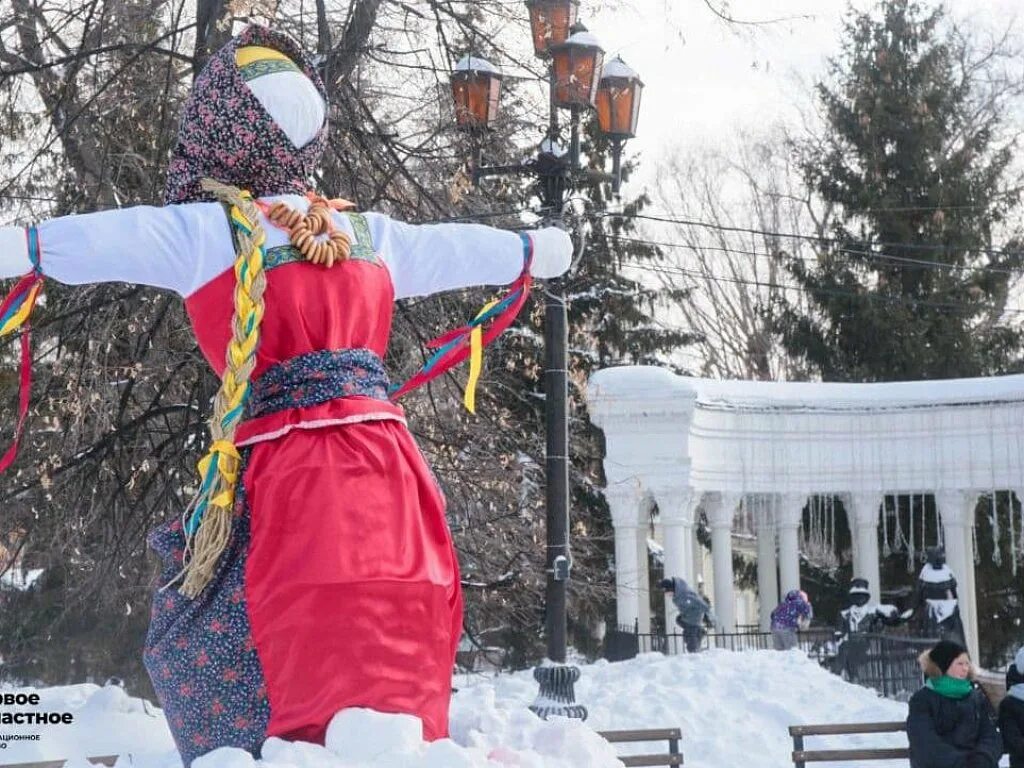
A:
[773, 0, 1024, 382]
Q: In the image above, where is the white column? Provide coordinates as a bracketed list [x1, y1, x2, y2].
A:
[636, 517, 651, 634]
[605, 483, 645, 630]
[848, 493, 883, 604]
[705, 492, 741, 632]
[662, 516, 692, 590]
[613, 524, 641, 629]
[652, 485, 700, 638]
[756, 498, 778, 630]
[936, 490, 979, 661]
[777, 493, 806, 596]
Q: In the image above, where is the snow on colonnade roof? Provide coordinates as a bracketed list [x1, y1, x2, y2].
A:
[588, 365, 1024, 412]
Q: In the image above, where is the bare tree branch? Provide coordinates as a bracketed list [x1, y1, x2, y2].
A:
[701, 0, 814, 28]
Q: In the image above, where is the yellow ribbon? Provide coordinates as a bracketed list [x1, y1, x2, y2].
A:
[463, 299, 498, 414]
[196, 439, 241, 510]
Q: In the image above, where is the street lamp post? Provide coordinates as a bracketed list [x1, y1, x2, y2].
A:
[450, 1, 641, 721]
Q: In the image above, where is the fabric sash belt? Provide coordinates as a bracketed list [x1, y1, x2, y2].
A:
[244, 347, 390, 420]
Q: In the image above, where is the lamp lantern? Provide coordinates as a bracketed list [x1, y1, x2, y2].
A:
[595, 55, 642, 139]
[550, 24, 604, 109]
[525, 0, 579, 58]
[451, 55, 504, 132]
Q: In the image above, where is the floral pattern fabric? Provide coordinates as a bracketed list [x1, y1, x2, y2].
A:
[144, 458, 270, 764]
[164, 25, 328, 205]
[245, 348, 390, 420]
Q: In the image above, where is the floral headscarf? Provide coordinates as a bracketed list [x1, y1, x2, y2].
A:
[164, 25, 328, 204]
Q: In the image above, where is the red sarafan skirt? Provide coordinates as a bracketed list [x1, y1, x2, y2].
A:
[245, 420, 463, 740]
[145, 419, 463, 763]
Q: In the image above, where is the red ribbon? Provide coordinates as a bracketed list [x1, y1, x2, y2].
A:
[0, 273, 41, 474]
[389, 237, 535, 401]
[389, 273, 532, 401]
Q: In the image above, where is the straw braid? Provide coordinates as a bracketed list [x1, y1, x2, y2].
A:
[178, 179, 268, 598]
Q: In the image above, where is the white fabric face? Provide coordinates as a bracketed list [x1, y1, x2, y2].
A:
[246, 71, 326, 148]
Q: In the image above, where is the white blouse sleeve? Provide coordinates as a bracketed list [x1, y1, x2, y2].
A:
[0, 203, 236, 298]
[364, 212, 526, 300]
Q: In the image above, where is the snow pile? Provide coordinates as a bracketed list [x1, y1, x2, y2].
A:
[1, 650, 910, 767]
[0, 685, 620, 768]
[456, 649, 909, 767]
[0, 683, 177, 760]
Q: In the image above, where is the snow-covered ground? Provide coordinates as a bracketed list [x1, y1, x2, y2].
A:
[0, 650, 910, 768]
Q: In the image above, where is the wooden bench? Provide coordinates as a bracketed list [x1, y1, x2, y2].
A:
[0, 757, 123, 768]
[598, 728, 683, 766]
[790, 722, 908, 767]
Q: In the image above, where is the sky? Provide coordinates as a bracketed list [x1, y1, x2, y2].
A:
[585, 0, 1024, 194]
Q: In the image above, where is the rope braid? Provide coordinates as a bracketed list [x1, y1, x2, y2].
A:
[177, 179, 269, 598]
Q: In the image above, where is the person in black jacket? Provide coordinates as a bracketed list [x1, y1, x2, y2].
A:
[907, 640, 1002, 768]
[999, 646, 1024, 768]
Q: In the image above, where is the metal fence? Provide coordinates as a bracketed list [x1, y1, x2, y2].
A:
[830, 632, 935, 701]
[603, 623, 933, 701]
[604, 622, 834, 663]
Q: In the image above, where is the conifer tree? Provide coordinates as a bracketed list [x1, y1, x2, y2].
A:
[773, 0, 1024, 382]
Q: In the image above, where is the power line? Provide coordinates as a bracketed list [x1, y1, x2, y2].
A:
[606, 232, 1019, 278]
[419, 205, 550, 224]
[621, 258, 1024, 317]
[762, 191, 1024, 214]
[601, 211, 1024, 261]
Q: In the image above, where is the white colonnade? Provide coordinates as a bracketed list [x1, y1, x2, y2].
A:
[588, 366, 1024, 661]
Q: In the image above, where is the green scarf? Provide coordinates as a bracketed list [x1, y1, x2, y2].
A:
[926, 676, 973, 699]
